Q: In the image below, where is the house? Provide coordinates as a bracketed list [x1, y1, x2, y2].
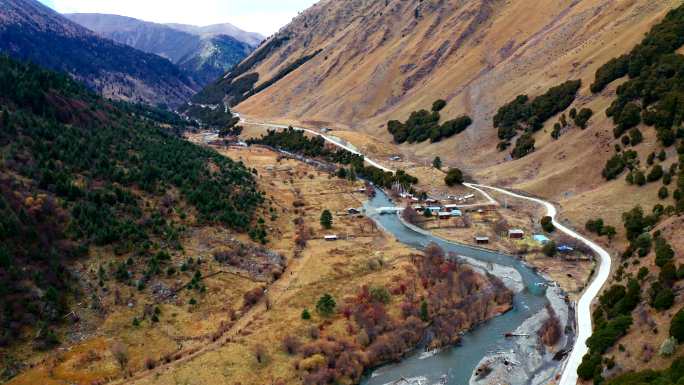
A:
[475, 236, 490, 245]
[557, 245, 574, 253]
[533, 234, 551, 244]
[443, 204, 461, 211]
[347, 208, 361, 215]
[508, 229, 525, 239]
[324, 235, 339, 241]
[426, 206, 442, 213]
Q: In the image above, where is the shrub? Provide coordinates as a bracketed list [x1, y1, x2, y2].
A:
[543, 240, 557, 257]
[432, 156, 442, 169]
[586, 218, 605, 234]
[655, 238, 675, 267]
[369, 286, 391, 304]
[541, 216, 555, 233]
[574, 108, 594, 129]
[648, 165, 664, 182]
[660, 336, 677, 356]
[301, 308, 311, 320]
[282, 335, 301, 355]
[629, 128, 643, 146]
[444, 168, 464, 186]
[320, 210, 333, 229]
[316, 294, 336, 316]
[511, 132, 535, 159]
[670, 307, 684, 343]
[603, 154, 626, 180]
[432, 99, 447, 112]
[659, 186, 669, 199]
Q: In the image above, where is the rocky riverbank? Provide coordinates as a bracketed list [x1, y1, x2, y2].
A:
[469, 285, 574, 385]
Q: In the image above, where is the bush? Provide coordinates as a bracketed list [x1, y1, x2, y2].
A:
[655, 238, 675, 267]
[320, 209, 333, 229]
[543, 240, 557, 257]
[316, 294, 336, 316]
[432, 99, 447, 112]
[670, 307, 684, 343]
[511, 132, 535, 159]
[541, 216, 555, 233]
[586, 218, 605, 234]
[659, 186, 669, 199]
[301, 308, 311, 320]
[603, 154, 627, 180]
[648, 165, 664, 182]
[370, 286, 391, 304]
[574, 108, 594, 129]
[444, 168, 464, 186]
[660, 336, 677, 356]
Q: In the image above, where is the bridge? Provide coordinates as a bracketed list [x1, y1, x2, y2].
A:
[367, 207, 404, 215]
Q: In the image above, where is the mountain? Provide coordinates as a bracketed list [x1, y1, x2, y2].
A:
[0, 53, 262, 353]
[194, 0, 684, 381]
[0, 0, 197, 107]
[165, 22, 264, 47]
[65, 14, 259, 86]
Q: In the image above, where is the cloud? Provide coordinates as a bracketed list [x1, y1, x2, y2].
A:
[46, 0, 317, 35]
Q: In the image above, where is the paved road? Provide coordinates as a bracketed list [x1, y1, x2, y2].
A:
[245, 119, 612, 385]
[465, 183, 611, 385]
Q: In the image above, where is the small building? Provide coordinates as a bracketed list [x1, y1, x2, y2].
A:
[324, 235, 339, 241]
[444, 204, 461, 211]
[557, 245, 574, 253]
[426, 206, 442, 213]
[533, 234, 551, 244]
[475, 236, 490, 245]
[451, 209, 463, 217]
[412, 204, 424, 211]
[347, 208, 361, 215]
[438, 212, 452, 219]
[508, 229, 525, 239]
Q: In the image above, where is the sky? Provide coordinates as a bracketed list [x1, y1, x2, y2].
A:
[37, 0, 318, 36]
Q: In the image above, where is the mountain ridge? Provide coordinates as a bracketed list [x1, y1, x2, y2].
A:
[64, 13, 259, 86]
[0, 0, 198, 107]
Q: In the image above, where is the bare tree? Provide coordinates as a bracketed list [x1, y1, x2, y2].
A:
[110, 341, 129, 371]
[402, 205, 419, 225]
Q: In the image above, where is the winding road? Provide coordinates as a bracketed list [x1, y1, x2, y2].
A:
[243, 118, 613, 385]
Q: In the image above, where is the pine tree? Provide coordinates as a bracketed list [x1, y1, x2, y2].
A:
[432, 156, 442, 170]
[320, 209, 333, 229]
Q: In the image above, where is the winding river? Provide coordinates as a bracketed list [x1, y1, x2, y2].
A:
[360, 189, 553, 385]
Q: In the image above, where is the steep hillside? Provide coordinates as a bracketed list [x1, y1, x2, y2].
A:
[195, 0, 684, 382]
[205, 0, 677, 167]
[0, 0, 197, 107]
[0, 54, 266, 377]
[65, 14, 257, 86]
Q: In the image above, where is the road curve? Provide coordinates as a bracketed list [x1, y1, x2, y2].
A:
[464, 183, 612, 385]
[244, 119, 610, 385]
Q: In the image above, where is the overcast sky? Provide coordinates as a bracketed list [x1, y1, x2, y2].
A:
[38, 0, 318, 36]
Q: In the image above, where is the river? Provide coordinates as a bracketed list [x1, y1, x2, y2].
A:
[360, 188, 555, 385]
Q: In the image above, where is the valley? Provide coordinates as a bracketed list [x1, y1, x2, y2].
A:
[2, 0, 684, 384]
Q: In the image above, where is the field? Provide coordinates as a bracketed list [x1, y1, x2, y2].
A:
[6, 142, 513, 385]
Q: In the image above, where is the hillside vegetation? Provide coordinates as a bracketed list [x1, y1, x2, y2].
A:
[0, 55, 262, 351]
